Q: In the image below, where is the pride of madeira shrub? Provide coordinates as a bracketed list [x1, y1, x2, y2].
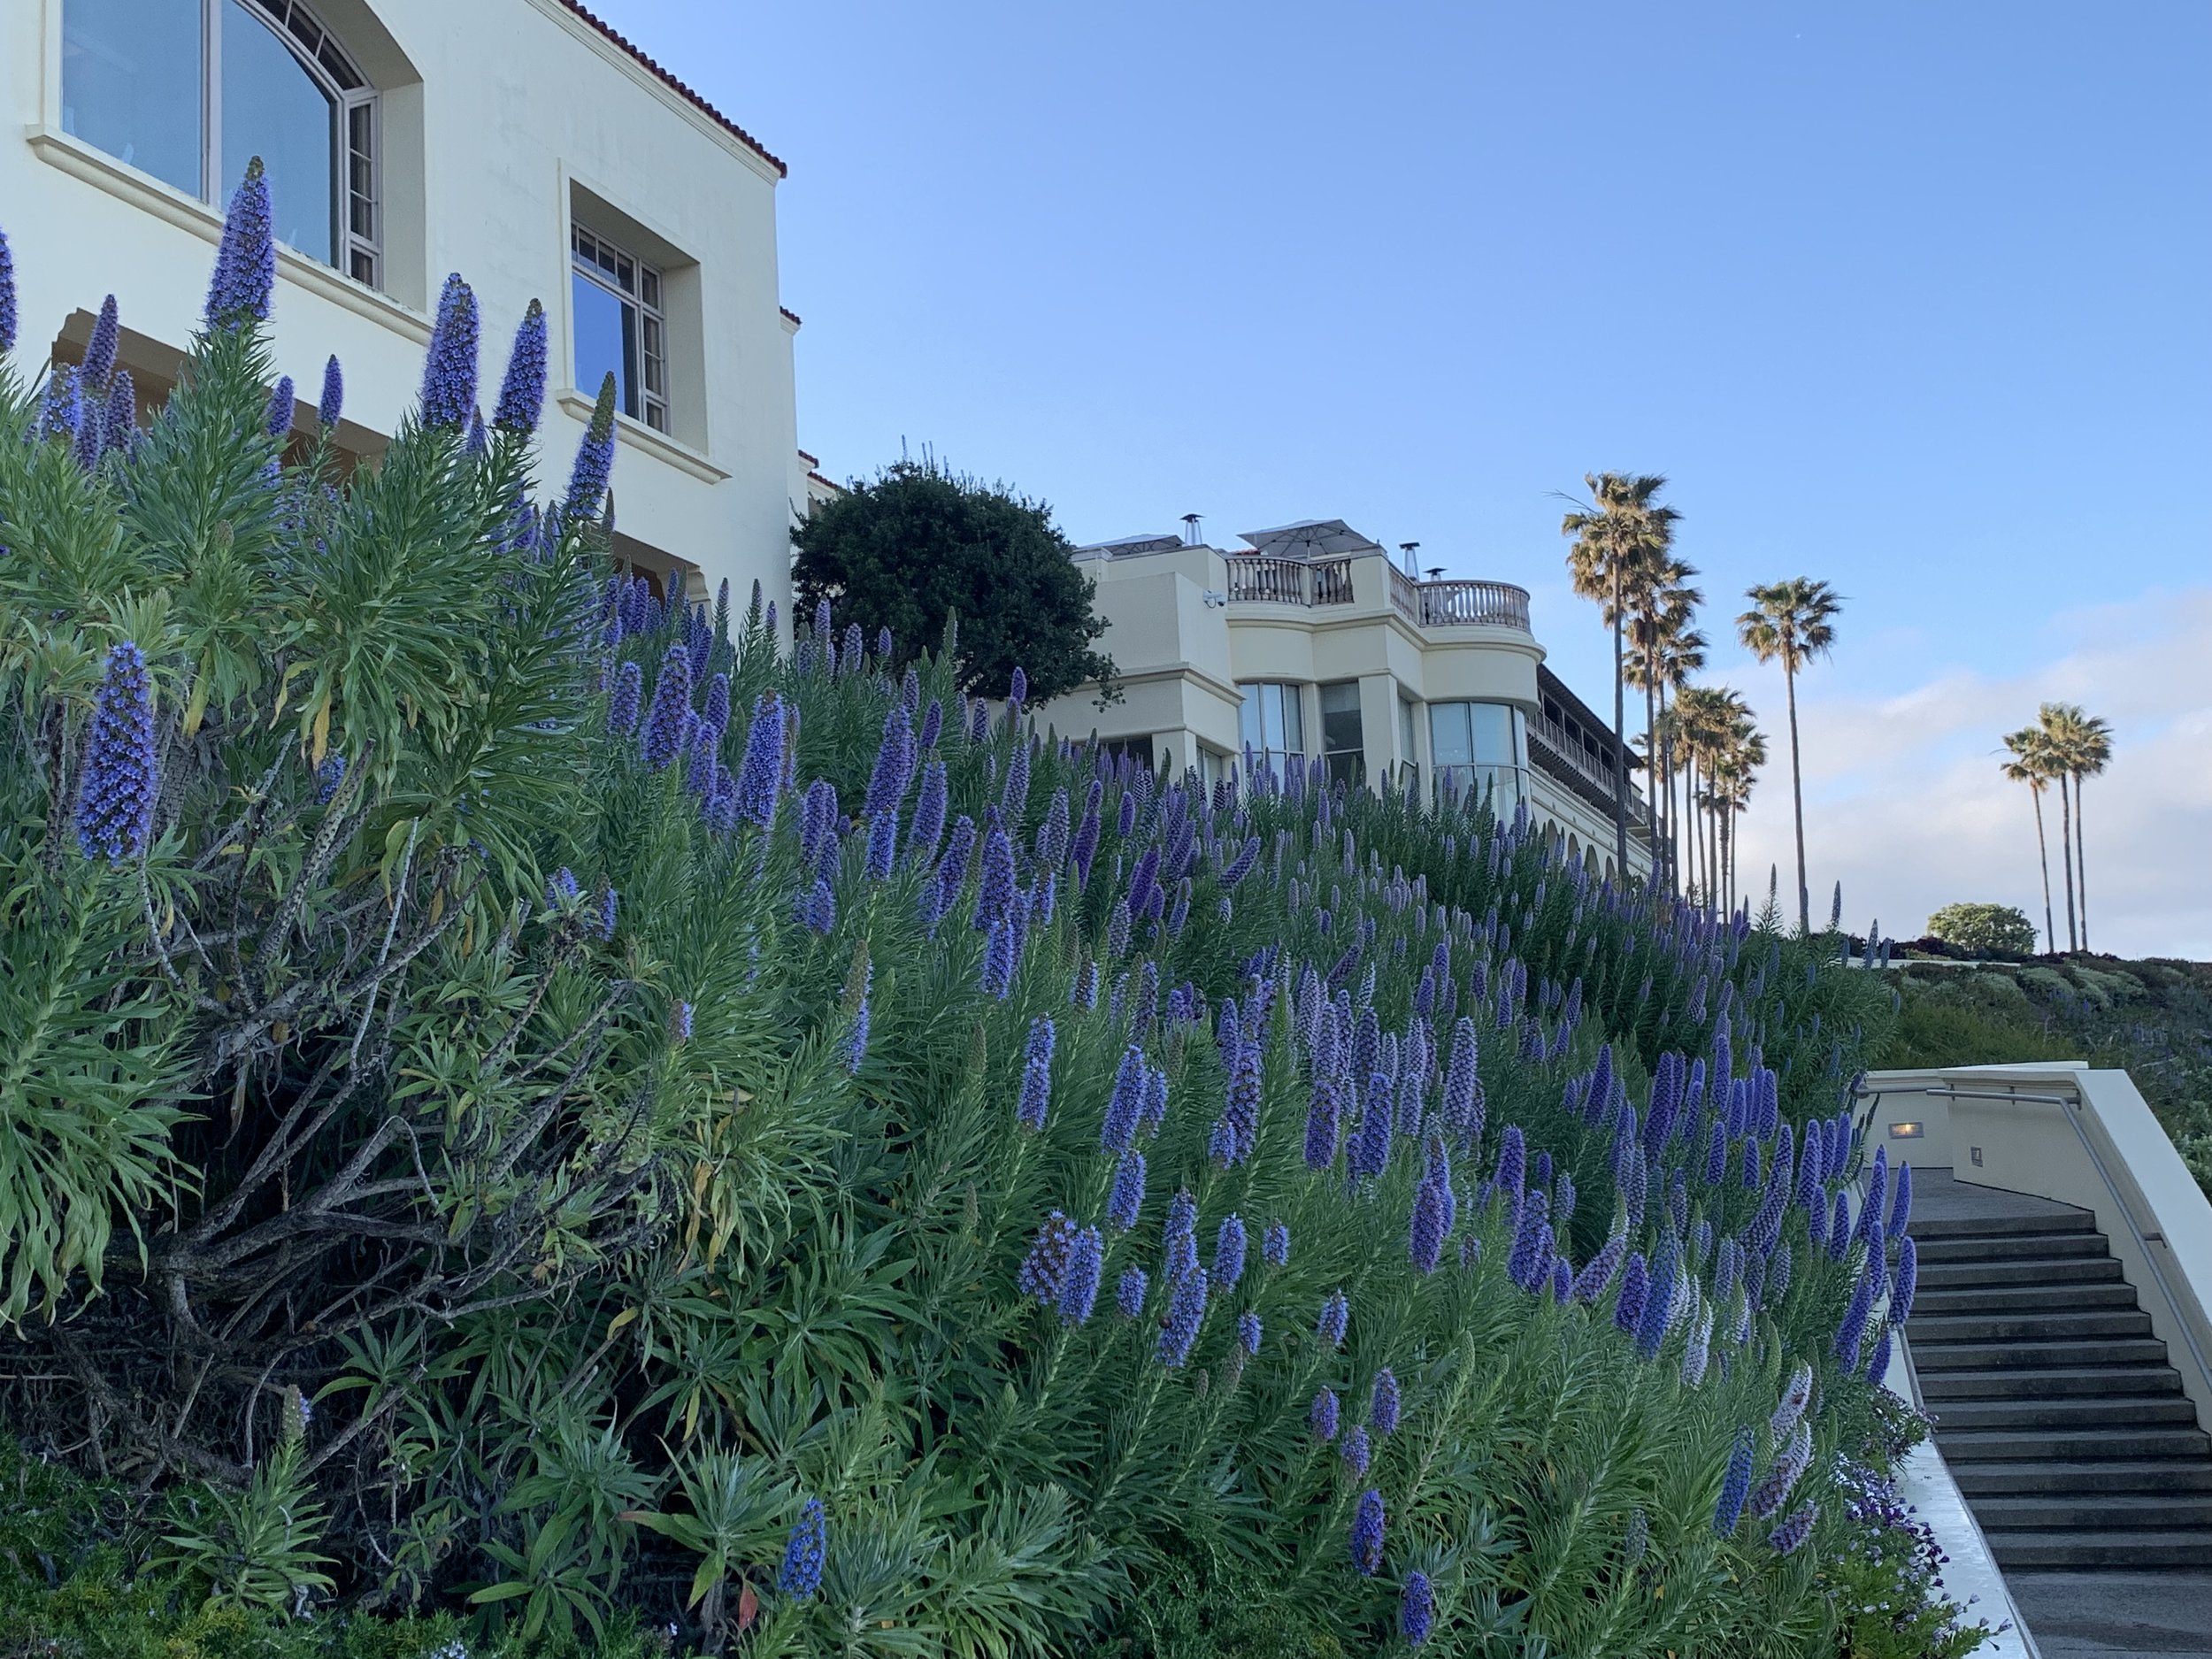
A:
[0, 173, 1987, 1657]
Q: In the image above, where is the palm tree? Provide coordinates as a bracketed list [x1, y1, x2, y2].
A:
[2040, 703, 2114, 952]
[1708, 708, 1766, 915]
[1737, 579, 1841, 935]
[2001, 726, 2059, 954]
[1672, 683, 1749, 915]
[1563, 474, 1679, 879]
[1627, 562, 1704, 895]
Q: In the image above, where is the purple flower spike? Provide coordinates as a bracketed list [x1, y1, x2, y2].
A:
[419, 273, 480, 429]
[1237, 1310, 1262, 1356]
[205, 158, 275, 330]
[75, 641, 160, 862]
[1310, 1387, 1340, 1442]
[1116, 1267, 1148, 1318]
[1401, 1572, 1434, 1647]
[1340, 1425, 1371, 1477]
[1370, 1369, 1402, 1435]
[1212, 1214, 1247, 1294]
[778, 1498, 826, 1601]
[1017, 1017, 1055, 1133]
[1057, 1225, 1104, 1326]
[640, 645, 693, 770]
[100, 370, 135, 458]
[565, 372, 618, 519]
[1890, 1234, 1918, 1326]
[1263, 1221, 1290, 1269]
[1156, 1268, 1208, 1368]
[735, 693, 785, 826]
[1018, 1211, 1079, 1305]
[83, 296, 120, 389]
[1712, 1427, 1755, 1535]
[1350, 1488, 1386, 1576]
[0, 226, 17, 356]
[318, 355, 344, 428]
[1768, 1501, 1818, 1555]
[1317, 1288, 1349, 1348]
[265, 375, 295, 440]
[607, 660, 642, 736]
[1107, 1148, 1146, 1231]
[494, 298, 548, 434]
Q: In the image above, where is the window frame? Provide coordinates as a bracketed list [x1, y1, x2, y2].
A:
[62, 0, 378, 286]
[1237, 680, 1307, 782]
[572, 221, 671, 434]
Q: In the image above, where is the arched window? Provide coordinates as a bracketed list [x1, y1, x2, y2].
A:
[62, 0, 379, 286]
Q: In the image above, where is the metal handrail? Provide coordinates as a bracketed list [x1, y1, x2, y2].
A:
[1870, 1081, 2212, 1406]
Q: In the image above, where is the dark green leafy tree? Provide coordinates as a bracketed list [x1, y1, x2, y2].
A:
[1925, 903, 2039, 956]
[793, 456, 1113, 703]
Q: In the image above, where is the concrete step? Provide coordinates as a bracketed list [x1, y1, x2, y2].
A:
[1938, 1425, 2212, 1462]
[1989, 1530, 2212, 1570]
[1909, 1211, 2098, 1241]
[1932, 1395, 2203, 1431]
[1975, 1494, 2212, 1530]
[1908, 1309, 2154, 1343]
[1916, 1363, 2183, 1401]
[1952, 1461, 2212, 1496]
[1916, 1256, 2124, 1289]
[1911, 1282, 2139, 1316]
[1912, 1232, 2110, 1264]
[1912, 1336, 2170, 1371]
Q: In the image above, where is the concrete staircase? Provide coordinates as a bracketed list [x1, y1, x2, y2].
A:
[1909, 1194, 2212, 1571]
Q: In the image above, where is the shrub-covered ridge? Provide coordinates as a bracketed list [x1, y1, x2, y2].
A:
[0, 189, 1984, 1657]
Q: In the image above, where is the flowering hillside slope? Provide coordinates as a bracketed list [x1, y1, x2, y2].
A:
[0, 180, 1985, 1657]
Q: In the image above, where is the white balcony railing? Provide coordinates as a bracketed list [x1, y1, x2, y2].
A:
[1223, 556, 1530, 632]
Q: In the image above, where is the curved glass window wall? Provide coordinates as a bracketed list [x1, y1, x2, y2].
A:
[1431, 701, 1527, 810]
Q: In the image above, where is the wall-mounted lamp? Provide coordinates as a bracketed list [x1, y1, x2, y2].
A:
[1201, 590, 1227, 609]
[1887, 1121, 1925, 1139]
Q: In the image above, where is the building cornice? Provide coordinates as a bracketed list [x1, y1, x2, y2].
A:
[532, 0, 787, 183]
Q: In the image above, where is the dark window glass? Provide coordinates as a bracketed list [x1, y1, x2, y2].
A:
[62, 0, 205, 199]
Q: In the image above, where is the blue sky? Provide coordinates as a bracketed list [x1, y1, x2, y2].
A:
[595, 0, 2212, 954]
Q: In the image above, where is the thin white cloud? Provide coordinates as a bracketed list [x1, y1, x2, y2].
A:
[1713, 588, 2212, 959]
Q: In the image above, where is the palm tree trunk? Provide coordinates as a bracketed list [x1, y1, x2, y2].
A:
[1659, 684, 1677, 895]
[2057, 779, 2078, 951]
[2074, 772, 2090, 952]
[1784, 658, 1809, 935]
[2031, 785, 2055, 955]
[1610, 572, 1629, 878]
[1643, 668, 1658, 890]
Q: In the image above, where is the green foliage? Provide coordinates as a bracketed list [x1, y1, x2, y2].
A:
[1924, 903, 2037, 957]
[155, 1437, 335, 1614]
[1879, 959, 2212, 1197]
[0, 225, 1963, 1658]
[792, 456, 1113, 703]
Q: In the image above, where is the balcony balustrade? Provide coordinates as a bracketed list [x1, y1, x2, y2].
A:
[1223, 556, 1530, 632]
[1418, 580, 1532, 631]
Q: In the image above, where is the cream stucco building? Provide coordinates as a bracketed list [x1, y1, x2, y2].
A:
[4, 0, 815, 607]
[1034, 520, 1654, 881]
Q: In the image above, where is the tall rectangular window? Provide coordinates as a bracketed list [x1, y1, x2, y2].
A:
[1319, 682, 1363, 788]
[1431, 702, 1527, 809]
[572, 224, 669, 433]
[1237, 681, 1304, 781]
